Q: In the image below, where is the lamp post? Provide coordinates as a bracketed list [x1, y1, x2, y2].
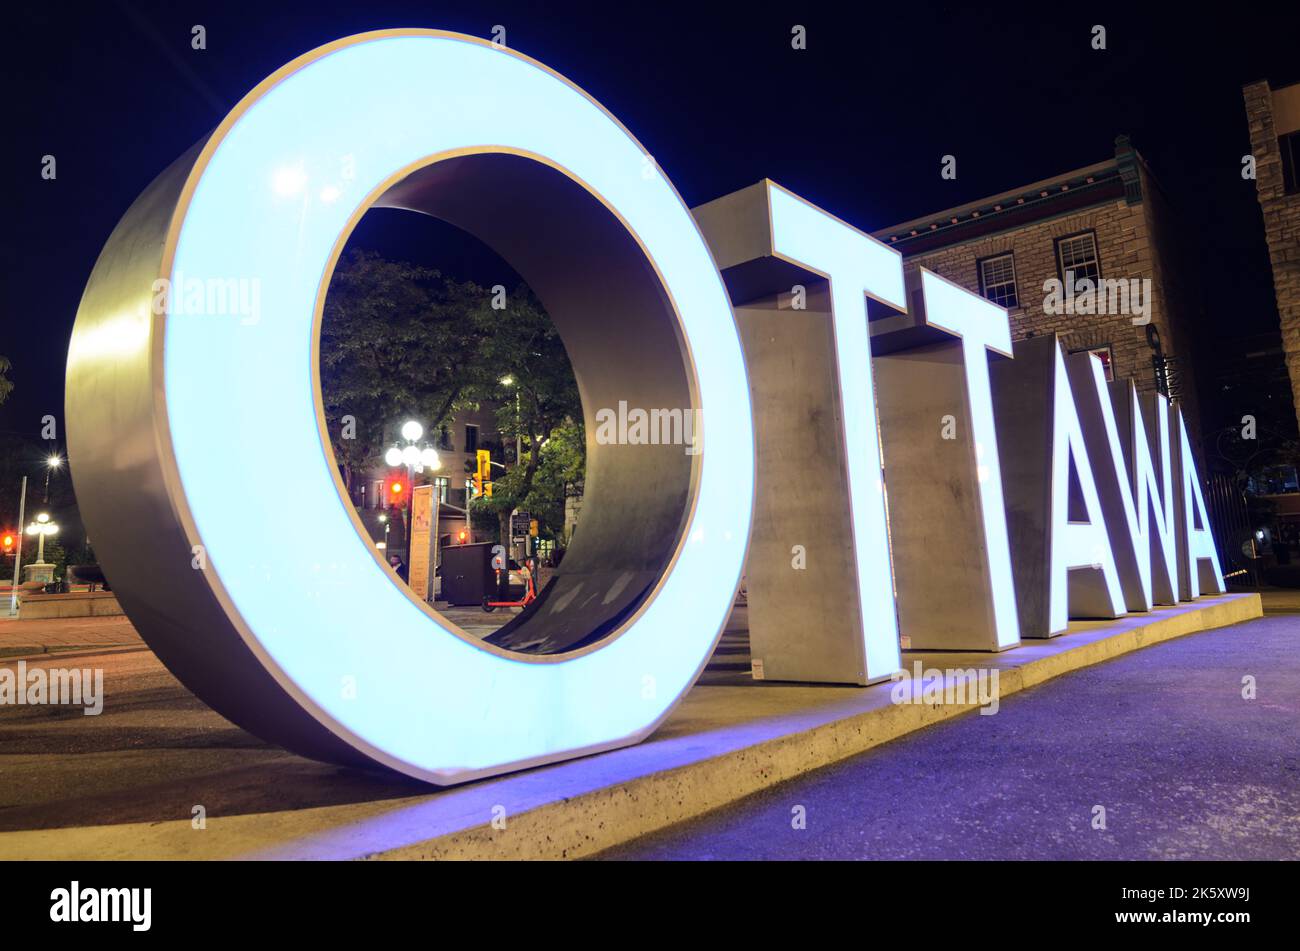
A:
[44, 453, 62, 504]
[500, 376, 522, 465]
[383, 420, 441, 573]
[8, 476, 26, 616]
[24, 511, 58, 585]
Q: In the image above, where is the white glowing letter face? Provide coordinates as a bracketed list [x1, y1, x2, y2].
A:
[1174, 408, 1226, 599]
[69, 31, 754, 785]
[1049, 349, 1126, 632]
[1122, 384, 1179, 606]
[766, 184, 905, 680]
[1136, 394, 1180, 605]
[917, 270, 1020, 649]
[1068, 355, 1155, 612]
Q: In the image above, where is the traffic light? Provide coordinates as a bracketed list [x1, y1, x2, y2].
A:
[473, 449, 491, 497]
[457, 529, 469, 543]
[388, 478, 407, 505]
[1, 532, 15, 556]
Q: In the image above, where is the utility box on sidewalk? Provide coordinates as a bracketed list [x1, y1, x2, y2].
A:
[440, 542, 495, 606]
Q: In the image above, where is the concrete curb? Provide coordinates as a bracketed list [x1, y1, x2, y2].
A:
[0, 645, 148, 662]
[0, 593, 1262, 860]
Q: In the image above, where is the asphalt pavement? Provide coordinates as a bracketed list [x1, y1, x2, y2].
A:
[599, 611, 1300, 859]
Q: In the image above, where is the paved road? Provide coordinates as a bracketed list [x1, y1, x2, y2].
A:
[0, 602, 751, 837]
[601, 614, 1300, 860]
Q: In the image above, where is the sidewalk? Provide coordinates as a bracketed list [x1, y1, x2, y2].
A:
[1257, 587, 1300, 613]
[0, 613, 144, 658]
[0, 596, 510, 657]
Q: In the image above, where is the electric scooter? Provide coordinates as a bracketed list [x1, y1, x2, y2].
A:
[482, 558, 537, 612]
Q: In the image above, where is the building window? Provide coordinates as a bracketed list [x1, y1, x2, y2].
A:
[978, 253, 1019, 308]
[1055, 231, 1101, 285]
[438, 426, 453, 450]
[464, 424, 479, 454]
[1281, 130, 1300, 195]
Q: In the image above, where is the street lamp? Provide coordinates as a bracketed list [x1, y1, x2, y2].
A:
[384, 422, 441, 473]
[501, 376, 522, 464]
[44, 453, 62, 503]
[24, 512, 59, 584]
[383, 419, 443, 572]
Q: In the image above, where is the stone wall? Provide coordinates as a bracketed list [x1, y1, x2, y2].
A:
[1244, 80, 1300, 431]
[895, 164, 1202, 437]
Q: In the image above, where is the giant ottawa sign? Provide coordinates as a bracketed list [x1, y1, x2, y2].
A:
[67, 30, 1225, 784]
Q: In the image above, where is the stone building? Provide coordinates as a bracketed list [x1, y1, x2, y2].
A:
[354, 402, 502, 514]
[871, 135, 1203, 439]
[347, 403, 504, 561]
[1243, 79, 1300, 430]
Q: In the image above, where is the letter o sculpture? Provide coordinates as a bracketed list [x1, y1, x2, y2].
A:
[66, 30, 754, 784]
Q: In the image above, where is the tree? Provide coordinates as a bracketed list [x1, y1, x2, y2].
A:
[319, 255, 585, 544]
[319, 251, 491, 491]
[519, 418, 585, 541]
[0, 355, 12, 406]
[465, 284, 583, 546]
[474, 418, 585, 546]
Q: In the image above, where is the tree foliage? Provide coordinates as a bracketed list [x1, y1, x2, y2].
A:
[320, 252, 585, 542]
[0, 355, 13, 406]
[465, 284, 584, 545]
[319, 251, 493, 489]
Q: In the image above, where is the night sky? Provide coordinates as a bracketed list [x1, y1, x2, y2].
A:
[3, 0, 1298, 442]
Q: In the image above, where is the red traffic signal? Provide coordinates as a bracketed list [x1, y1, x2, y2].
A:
[388, 479, 407, 504]
[1, 532, 15, 554]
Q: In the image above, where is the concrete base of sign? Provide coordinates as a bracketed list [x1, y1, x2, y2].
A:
[0, 593, 1260, 859]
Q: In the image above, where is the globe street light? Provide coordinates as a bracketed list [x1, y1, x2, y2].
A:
[382, 421, 443, 489]
[383, 419, 443, 573]
[26, 512, 59, 561]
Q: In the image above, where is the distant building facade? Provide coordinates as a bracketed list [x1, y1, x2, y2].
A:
[872, 135, 1203, 439]
[345, 403, 504, 564]
[353, 402, 502, 515]
[1243, 79, 1300, 430]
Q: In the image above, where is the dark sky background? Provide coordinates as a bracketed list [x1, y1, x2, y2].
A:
[3, 0, 1298, 445]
